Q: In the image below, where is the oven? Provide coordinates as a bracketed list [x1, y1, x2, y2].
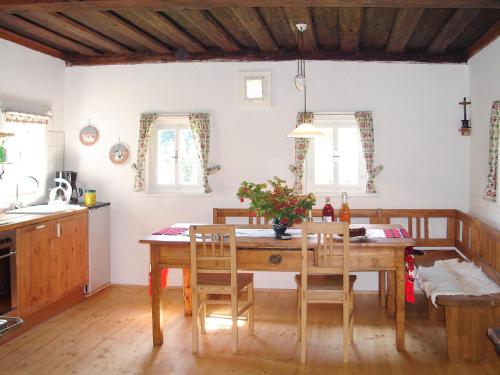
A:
[0, 231, 16, 314]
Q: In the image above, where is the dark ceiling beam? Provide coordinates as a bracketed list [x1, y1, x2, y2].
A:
[66, 49, 467, 67]
[39, 12, 130, 54]
[467, 19, 500, 58]
[284, 7, 317, 52]
[2, 1, 500, 12]
[129, 11, 206, 53]
[231, 8, 278, 52]
[0, 25, 66, 59]
[0, 13, 99, 55]
[386, 8, 425, 53]
[339, 8, 362, 53]
[176, 9, 240, 52]
[428, 9, 481, 53]
[93, 11, 171, 53]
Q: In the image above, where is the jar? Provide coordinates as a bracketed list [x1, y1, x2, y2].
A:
[84, 190, 96, 207]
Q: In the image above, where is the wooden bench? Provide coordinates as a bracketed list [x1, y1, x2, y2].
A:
[213, 207, 500, 361]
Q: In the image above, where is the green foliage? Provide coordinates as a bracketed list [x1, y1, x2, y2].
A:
[237, 177, 316, 226]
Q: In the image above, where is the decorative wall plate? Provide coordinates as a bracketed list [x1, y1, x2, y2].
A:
[79, 124, 99, 146]
[109, 142, 130, 165]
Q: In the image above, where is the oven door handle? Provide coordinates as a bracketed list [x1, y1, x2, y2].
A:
[0, 250, 16, 260]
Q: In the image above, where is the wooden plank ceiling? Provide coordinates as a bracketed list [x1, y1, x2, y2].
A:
[0, 1, 499, 66]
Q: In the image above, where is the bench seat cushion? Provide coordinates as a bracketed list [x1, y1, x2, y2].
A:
[417, 258, 500, 306]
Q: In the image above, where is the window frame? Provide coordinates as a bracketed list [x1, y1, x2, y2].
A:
[238, 71, 272, 107]
[146, 115, 203, 194]
[304, 113, 367, 195]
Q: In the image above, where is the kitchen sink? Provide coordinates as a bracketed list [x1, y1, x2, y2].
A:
[5, 204, 84, 215]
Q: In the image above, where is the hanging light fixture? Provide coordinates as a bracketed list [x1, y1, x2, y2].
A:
[287, 23, 326, 138]
[293, 23, 307, 92]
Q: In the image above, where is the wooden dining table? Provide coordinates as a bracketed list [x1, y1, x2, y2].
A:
[140, 224, 415, 352]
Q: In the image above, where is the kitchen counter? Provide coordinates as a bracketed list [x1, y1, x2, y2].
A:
[0, 206, 88, 232]
[78, 202, 110, 210]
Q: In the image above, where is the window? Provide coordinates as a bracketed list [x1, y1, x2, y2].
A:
[0, 118, 47, 208]
[306, 113, 366, 194]
[147, 115, 202, 193]
[238, 71, 272, 107]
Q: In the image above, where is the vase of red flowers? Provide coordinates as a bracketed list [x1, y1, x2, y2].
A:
[237, 177, 316, 239]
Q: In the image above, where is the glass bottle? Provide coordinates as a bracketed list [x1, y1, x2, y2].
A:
[339, 192, 351, 223]
[322, 197, 334, 222]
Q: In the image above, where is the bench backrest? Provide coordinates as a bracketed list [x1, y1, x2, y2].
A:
[213, 207, 499, 281]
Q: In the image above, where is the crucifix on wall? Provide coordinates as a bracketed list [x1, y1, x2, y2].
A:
[459, 97, 471, 136]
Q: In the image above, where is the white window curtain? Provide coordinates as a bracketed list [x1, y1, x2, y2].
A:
[289, 112, 313, 193]
[354, 111, 383, 194]
[484, 100, 499, 202]
[132, 113, 158, 192]
[188, 113, 220, 193]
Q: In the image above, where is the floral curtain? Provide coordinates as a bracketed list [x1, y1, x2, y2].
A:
[132, 113, 158, 192]
[189, 113, 220, 193]
[2, 111, 50, 125]
[484, 100, 500, 202]
[289, 112, 313, 193]
[355, 111, 383, 194]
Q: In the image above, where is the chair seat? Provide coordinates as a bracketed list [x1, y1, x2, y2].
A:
[295, 274, 357, 291]
[198, 273, 254, 292]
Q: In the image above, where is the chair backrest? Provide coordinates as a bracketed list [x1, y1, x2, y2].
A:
[213, 208, 268, 225]
[301, 222, 350, 296]
[189, 225, 237, 288]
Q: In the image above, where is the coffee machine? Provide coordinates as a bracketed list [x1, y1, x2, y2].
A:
[55, 171, 82, 204]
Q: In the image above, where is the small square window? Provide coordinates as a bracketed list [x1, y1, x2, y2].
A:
[239, 71, 271, 107]
[245, 78, 263, 99]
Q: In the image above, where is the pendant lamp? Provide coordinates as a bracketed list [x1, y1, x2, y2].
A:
[287, 24, 326, 138]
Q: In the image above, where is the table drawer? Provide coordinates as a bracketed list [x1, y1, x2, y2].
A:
[238, 250, 302, 272]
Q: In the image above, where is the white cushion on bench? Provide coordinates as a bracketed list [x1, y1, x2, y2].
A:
[416, 258, 500, 306]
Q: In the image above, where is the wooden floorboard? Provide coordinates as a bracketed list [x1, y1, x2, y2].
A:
[0, 285, 497, 374]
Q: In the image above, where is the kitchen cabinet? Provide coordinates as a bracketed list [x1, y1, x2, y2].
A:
[52, 213, 88, 300]
[16, 221, 53, 317]
[16, 212, 88, 317]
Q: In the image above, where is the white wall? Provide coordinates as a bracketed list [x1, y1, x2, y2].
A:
[0, 39, 65, 131]
[63, 60, 469, 289]
[468, 38, 500, 229]
[0, 40, 66, 207]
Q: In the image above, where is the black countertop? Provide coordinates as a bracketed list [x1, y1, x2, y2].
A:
[78, 202, 110, 210]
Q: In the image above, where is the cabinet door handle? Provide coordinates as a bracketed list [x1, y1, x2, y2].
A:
[35, 224, 46, 230]
[56, 222, 61, 238]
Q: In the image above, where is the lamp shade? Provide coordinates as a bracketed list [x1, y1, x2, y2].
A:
[287, 122, 327, 138]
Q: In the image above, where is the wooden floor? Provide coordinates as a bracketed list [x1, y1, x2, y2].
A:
[0, 286, 497, 375]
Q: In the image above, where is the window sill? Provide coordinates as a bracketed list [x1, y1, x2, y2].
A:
[143, 191, 211, 197]
[309, 191, 380, 198]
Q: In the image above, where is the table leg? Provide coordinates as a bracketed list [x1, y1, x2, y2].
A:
[378, 271, 386, 307]
[183, 268, 192, 316]
[151, 246, 163, 346]
[395, 254, 406, 351]
[386, 271, 395, 318]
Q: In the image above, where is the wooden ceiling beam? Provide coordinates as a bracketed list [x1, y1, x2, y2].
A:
[176, 9, 240, 52]
[2, 1, 500, 12]
[284, 7, 317, 52]
[0, 25, 66, 59]
[339, 8, 362, 53]
[467, 18, 500, 58]
[66, 49, 467, 66]
[386, 8, 425, 53]
[428, 9, 481, 53]
[131, 11, 206, 53]
[231, 7, 278, 52]
[0, 13, 99, 55]
[39, 12, 130, 54]
[93, 11, 171, 53]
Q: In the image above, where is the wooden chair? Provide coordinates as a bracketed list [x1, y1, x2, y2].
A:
[295, 222, 356, 363]
[189, 224, 255, 354]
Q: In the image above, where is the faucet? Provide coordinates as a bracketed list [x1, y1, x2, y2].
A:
[12, 176, 40, 209]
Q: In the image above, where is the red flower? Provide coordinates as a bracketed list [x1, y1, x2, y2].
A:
[239, 197, 244, 202]
[281, 217, 289, 225]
